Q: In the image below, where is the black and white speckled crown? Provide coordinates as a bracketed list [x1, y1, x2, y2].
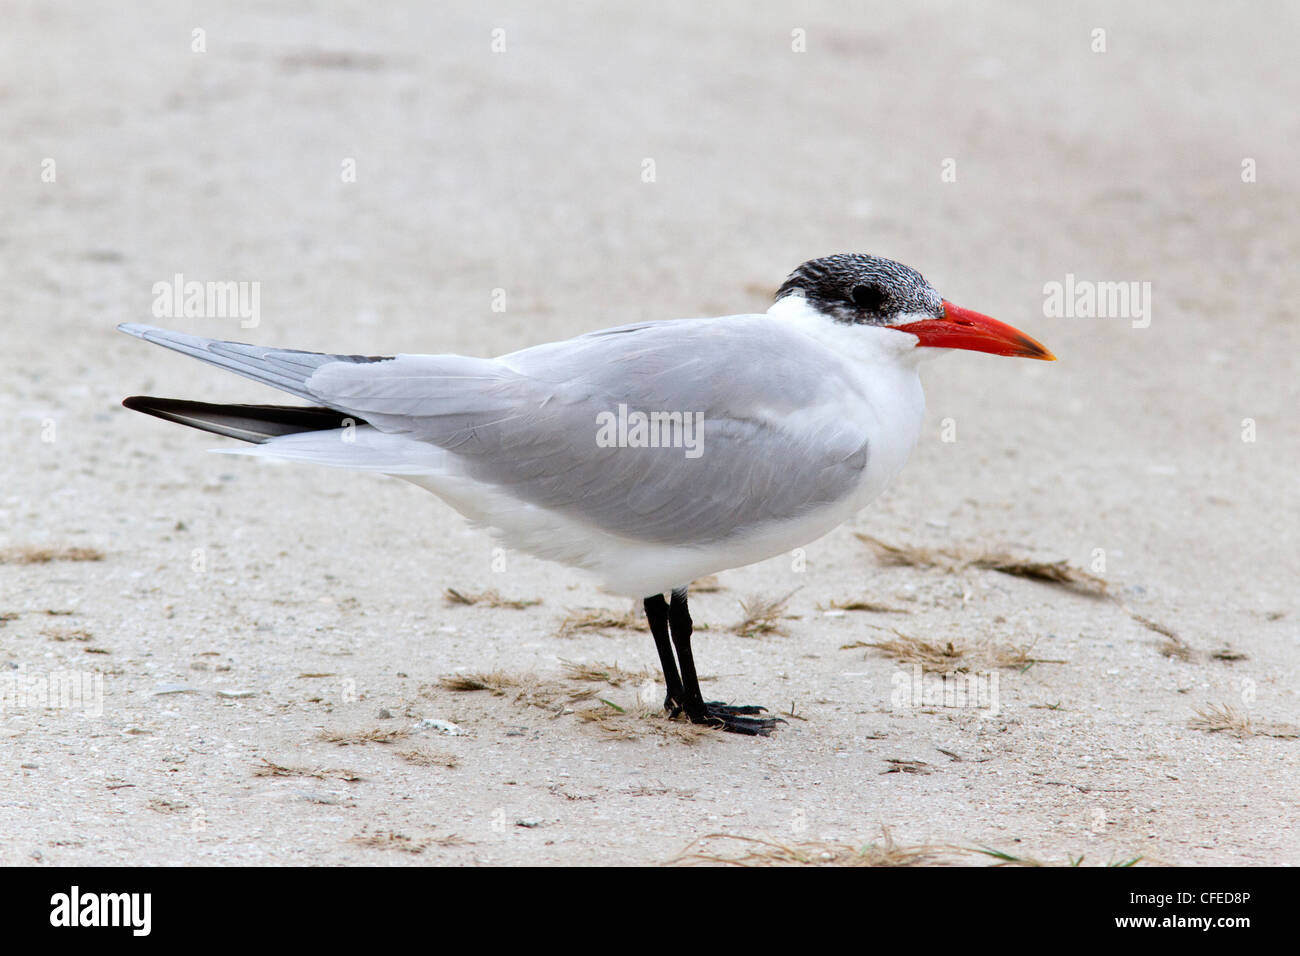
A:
[776, 253, 944, 326]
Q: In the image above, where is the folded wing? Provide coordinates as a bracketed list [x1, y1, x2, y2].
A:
[120, 319, 872, 545]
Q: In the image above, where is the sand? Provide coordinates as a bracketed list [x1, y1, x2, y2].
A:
[1, 1, 1296, 866]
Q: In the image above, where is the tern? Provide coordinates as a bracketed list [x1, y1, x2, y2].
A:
[119, 253, 1054, 735]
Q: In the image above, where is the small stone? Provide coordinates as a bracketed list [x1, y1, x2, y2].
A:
[296, 790, 339, 805]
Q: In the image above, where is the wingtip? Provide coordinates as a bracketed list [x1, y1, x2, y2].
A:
[117, 322, 154, 338]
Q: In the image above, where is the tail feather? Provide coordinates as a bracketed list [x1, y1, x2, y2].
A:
[116, 323, 391, 404]
[122, 396, 366, 444]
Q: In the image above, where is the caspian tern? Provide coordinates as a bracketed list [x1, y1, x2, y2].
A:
[119, 253, 1054, 735]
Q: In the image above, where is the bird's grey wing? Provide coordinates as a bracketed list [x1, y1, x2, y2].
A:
[305, 317, 873, 545]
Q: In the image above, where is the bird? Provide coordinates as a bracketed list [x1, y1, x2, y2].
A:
[119, 253, 1054, 736]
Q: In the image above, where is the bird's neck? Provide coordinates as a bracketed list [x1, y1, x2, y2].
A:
[766, 295, 927, 372]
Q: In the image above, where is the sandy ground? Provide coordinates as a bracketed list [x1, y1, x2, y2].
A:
[1, 1, 1297, 866]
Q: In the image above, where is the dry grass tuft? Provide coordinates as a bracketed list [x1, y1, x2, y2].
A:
[971, 846, 1142, 867]
[253, 758, 363, 782]
[856, 535, 1107, 596]
[437, 672, 517, 693]
[443, 587, 541, 610]
[691, 575, 724, 592]
[882, 758, 933, 775]
[1131, 614, 1177, 639]
[318, 727, 411, 746]
[857, 536, 1232, 666]
[395, 748, 459, 768]
[147, 798, 190, 814]
[1132, 614, 1197, 661]
[671, 828, 961, 867]
[986, 642, 1067, 669]
[559, 660, 654, 687]
[732, 590, 798, 638]
[349, 830, 431, 854]
[431, 834, 471, 847]
[43, 626, 93, 642]
[1189, 703, 1252, 737]
[856, 535, 956, 569]
[673, 830, 1142, 868]
[436, 663, 731, 742]
[1190, 703, 1300, 740]
[978, 556, 1107, 593]
[1133, 614, 1247, 664]
[1158, 639, 1196, 661]
[557, 606, 644, 637]
[577, 701, 712, 743]
[824, 598, 911, 614]
[848, 635, 968, 668]
[438, 671, 592, 710]
[0, 546, 105, 565]
[845, 632, 1065, 671]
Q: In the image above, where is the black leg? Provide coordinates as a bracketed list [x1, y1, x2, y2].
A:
[643, 594, 684, 717]
[666, 587, 705, 717]
[667, 586, 780, 736]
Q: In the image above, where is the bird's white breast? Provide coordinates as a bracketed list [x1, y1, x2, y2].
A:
[770, 296, 927, 512]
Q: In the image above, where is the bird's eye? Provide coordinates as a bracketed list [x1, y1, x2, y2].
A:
[851, 284, 888, 311]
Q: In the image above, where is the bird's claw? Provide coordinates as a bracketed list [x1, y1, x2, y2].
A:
[669, 699, 783, 736]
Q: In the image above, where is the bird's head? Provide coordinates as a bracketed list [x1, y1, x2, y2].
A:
[774, 253, 1055, 361]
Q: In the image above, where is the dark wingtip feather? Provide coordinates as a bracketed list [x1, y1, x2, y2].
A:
[122, 396, 366, 444]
